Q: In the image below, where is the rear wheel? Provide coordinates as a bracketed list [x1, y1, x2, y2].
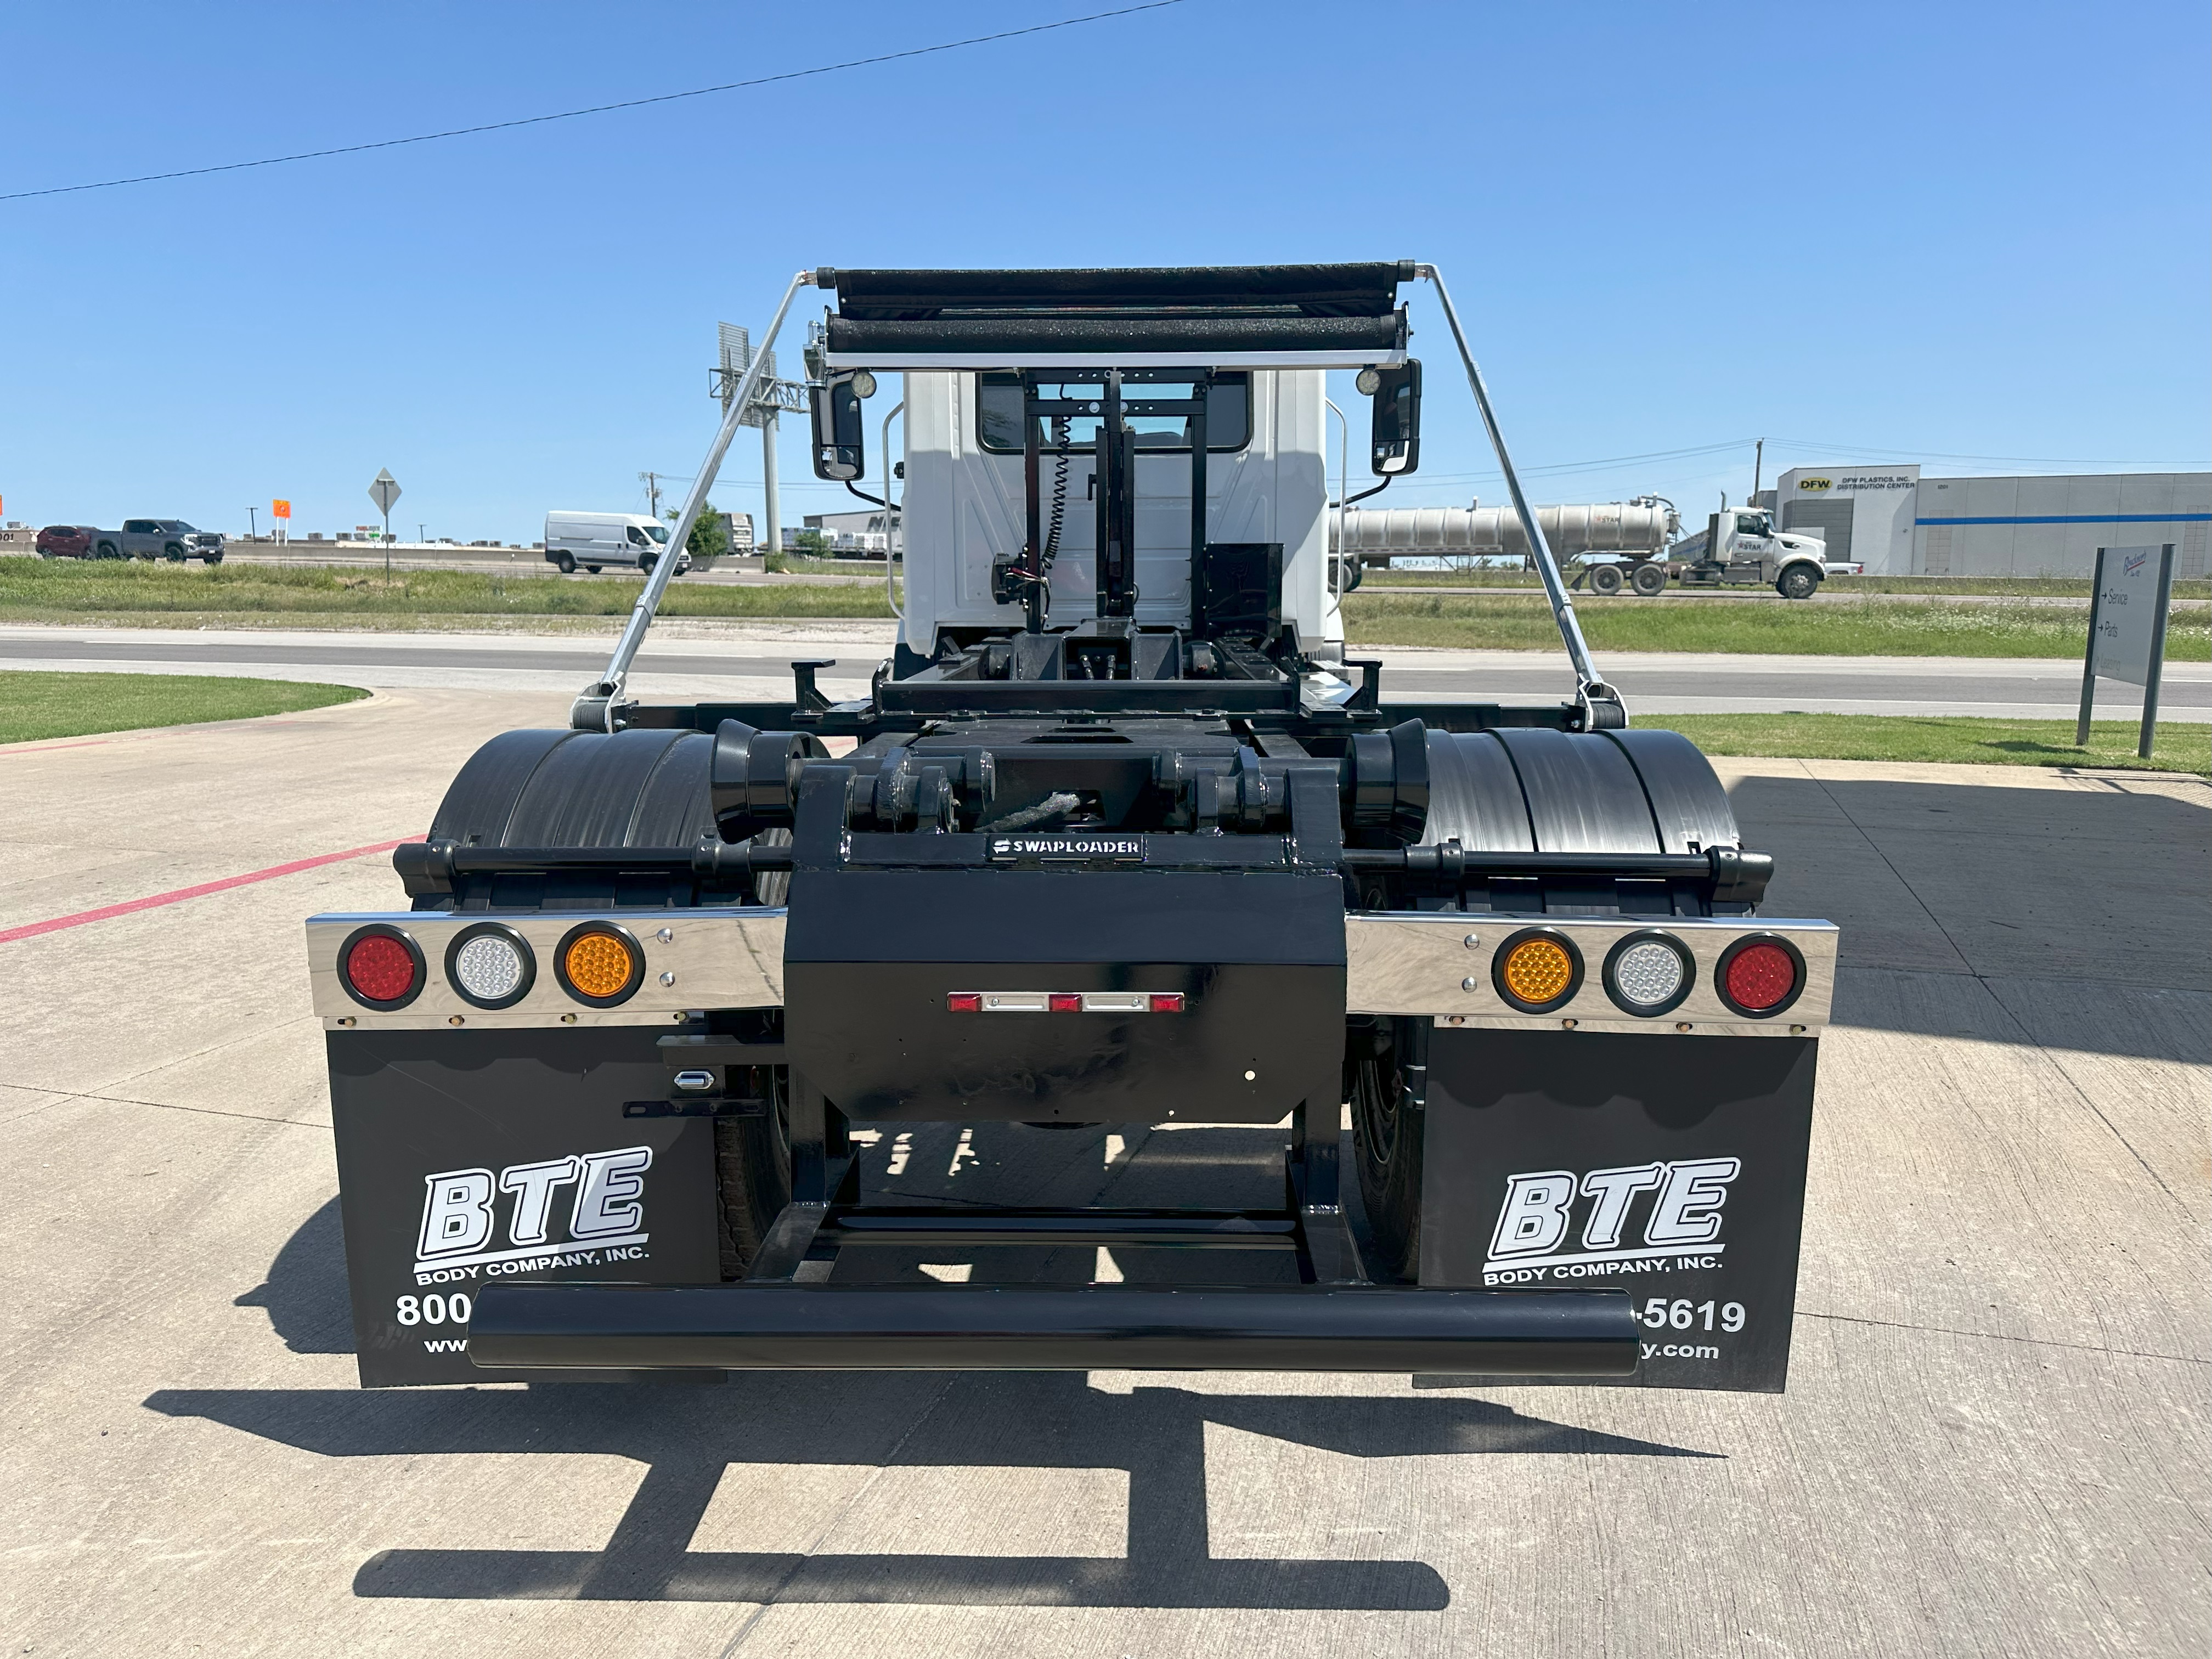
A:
[1348, 1020, 1422, 1282]
[95, 543, 119, 559]
[1630, 561, 1667, 596]
[555, 552, 577, 574]
[1777, 565, 1819, 600]
[714, 1066, 794, 1277]
[1588, 562, 1624, 595]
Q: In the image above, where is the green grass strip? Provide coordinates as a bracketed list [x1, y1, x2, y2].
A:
[0, 670, 366, 745]
[1650, 712, 2206, 775]
[0, 556, 894, 622]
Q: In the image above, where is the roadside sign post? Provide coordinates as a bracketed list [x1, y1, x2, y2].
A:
[2076, 543, 2176, 759]
[272, 499, 291, 548]
[368, 471, 402, 576]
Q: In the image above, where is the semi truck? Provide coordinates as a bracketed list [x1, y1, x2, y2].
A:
[307, 262, 1831, 1393]
[1587, 507, 1830, 598]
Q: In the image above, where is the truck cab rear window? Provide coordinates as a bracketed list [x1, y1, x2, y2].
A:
[977, 373, 1251, 455]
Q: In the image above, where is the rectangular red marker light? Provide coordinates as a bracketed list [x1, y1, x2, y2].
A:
[946, 992, 983, 1013]
[1148, 992, 1186, 1013]
[1047, 993, 1085, 1013]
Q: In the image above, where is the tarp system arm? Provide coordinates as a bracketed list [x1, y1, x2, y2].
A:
[1415, 263, 1627, 731]
[571, 268, 816, 732]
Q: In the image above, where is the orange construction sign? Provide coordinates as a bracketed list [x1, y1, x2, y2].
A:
[272, 499, 292, 519]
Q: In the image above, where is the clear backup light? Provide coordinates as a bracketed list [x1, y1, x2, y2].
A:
[1603, 933, 1692, 1017]
[448, 926, 533, 1008]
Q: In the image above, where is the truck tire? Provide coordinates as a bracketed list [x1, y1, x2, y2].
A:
[586, 565, 602, 574]
[95, 542, 119, 559]
[421, 727, 797, 1277]
[164, 543, 187, 562]
[555, 552, 577, 574]
[1630, 562, 1667, 596]
[204, 551, 223, 565]
[1348, 1018, 1423, 1281]
[1588, 562, 1624, 595]
[1351, 727, 1742, 1278]
[715, 1074, 793, 1278]
[1778, 566, 1820, 600]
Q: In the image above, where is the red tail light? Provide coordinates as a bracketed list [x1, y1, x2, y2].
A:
[1148, 992, 1186, 1013]
[1718, 937, 1803, 1016]
[341, 929, 421, 1006]
[946, 992, 983, 1013]
[1047, 993, 1085, 1013]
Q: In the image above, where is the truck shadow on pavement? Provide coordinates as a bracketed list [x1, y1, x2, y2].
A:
[144, 1373, 1712, 1610]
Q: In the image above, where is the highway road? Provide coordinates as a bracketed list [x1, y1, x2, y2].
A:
[3, 623, 2205, 721]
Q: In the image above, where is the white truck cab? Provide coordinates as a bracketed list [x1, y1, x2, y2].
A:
[1675, 509, 1830, 599]
[891, 368, 1339, 661]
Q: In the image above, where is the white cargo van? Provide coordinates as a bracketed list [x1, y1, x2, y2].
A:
[543, 511, 692, 577]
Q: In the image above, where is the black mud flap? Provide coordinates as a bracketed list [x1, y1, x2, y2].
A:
[326, 1030, 722, 1387]
[1420, 1030, 1816, 1393]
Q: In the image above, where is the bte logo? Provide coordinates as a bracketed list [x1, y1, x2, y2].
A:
[1797, 477, 1832, 492]
[415, 1145, 653, 1274]
[1483, 1158, 1740, 1282]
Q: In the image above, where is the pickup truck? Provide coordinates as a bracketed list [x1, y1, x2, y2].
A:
[88, 520, 226, 563]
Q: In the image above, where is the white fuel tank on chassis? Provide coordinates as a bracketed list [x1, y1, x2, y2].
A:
[893, 369, 1340, 659]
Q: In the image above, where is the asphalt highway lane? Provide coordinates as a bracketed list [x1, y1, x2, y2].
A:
[3, 624, 2204, 720]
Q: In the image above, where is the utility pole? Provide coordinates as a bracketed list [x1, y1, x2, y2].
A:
[639, 472, 663, 520]
[247, 506, 257, 540]
[1752, 438, 1764, 500]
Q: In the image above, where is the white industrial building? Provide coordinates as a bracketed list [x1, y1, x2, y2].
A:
[1764, 465, 2209, 578]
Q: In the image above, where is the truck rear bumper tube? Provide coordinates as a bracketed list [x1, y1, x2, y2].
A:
[467, 1283, 1640, 1375]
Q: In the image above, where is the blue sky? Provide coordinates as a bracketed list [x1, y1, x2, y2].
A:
[3, 1, 2204, 542]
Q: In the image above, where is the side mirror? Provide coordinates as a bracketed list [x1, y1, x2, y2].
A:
[810, 370, 868, 481]
[1365, 359, 1421, 477]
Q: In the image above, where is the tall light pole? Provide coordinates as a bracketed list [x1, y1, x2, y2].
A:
[247, 506, 257, 540]
[761, 410, 781, 561]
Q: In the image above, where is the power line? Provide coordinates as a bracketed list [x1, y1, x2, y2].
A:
[0, 2, 1186, 204]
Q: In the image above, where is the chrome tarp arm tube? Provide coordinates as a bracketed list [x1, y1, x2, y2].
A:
[1417, 263, 1626, 730]
[571, 268, 816, 732]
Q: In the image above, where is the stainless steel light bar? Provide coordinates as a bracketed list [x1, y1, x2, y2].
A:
[1416, 263, 1626, 729]
[571, 268, 816, 732]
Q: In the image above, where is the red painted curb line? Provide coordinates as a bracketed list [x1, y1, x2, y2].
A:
[0, 835, 424, 945]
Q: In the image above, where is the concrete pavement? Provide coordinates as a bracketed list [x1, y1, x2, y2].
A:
[3, 621, 2205, 720]
[0, 687, 2203, 1656]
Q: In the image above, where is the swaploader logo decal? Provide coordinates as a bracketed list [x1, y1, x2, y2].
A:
[989, 835, 1144, 860]
[1482, 1158, 1740, 1285]
[413, 1144, 653, 1277]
